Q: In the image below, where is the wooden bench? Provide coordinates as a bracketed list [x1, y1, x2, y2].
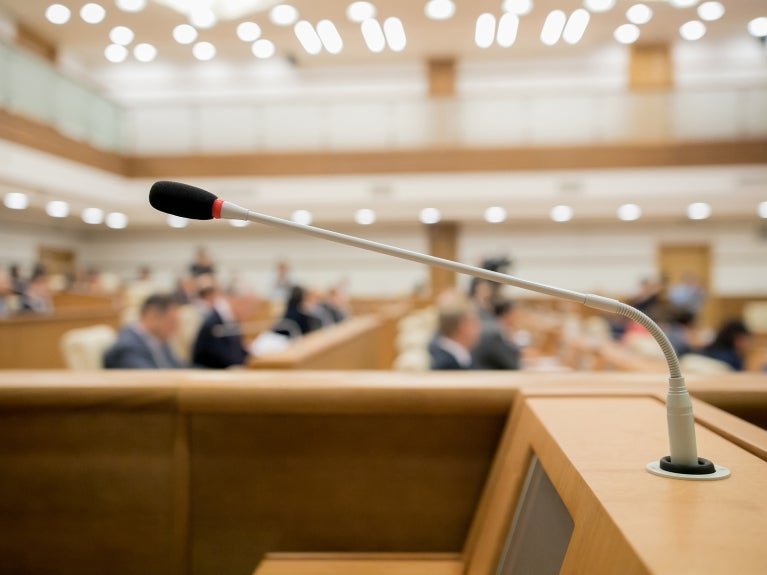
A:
[254, 553, 463, 575]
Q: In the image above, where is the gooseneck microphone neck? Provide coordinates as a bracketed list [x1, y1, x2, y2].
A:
[149, 180, 730, 481]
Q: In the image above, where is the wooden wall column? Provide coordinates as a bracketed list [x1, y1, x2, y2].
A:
[428, 58, 457, 144]
[627, 43, 673, 140]
[427, 222, 458, 297]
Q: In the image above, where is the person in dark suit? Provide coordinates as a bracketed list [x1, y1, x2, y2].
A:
[273, 285, 322, 338]
[701, 319, 752, 371]
[429, 296, 481, 370]
[193, 289, 258, 368]
[472, 300, 521, 370]
[103, 293, 184, 369]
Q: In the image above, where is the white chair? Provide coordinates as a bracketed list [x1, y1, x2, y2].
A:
[679, 353, 734, 374]
[743, 302, 767, 333]
[60, 325, 117, 370]
[393, 348, 431, 371]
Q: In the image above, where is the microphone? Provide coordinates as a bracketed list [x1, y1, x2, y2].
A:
[149, 180, 730, 481]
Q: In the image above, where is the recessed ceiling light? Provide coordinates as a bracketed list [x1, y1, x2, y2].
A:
[3, 192, 28, 210]
[383, 17, 406, 52]
[669, 0, 699, 8]
[697, 1, 724, 21]
[80, 3, 106, 24]
[291, 209, 313, 225]
[550, 205, 573, 222]
[133, 42, 157, 62]
[45, 4, 71, 25]
[758, 201, 767, 219]
[419, 207, 441, 224]
[617, 203, 642, 221]
[502, 0, 533, 16]
[541, 10, 566, 46]
[106, 212, 128, 229]
[82, 207, 104, 225]
[271, 4, 299, 26]
[626, 4, 652, 25]
[424, 0, 455, 21]
[496, 13, 519, 47]
[116, 0, 147, 12]
[484, 206, 507, 223]
[252, 39, 275, 59]
[687, 202, 711, 220]
[192, 41, 216, 61]
[105, 43, 128, 63]
[173, 24, 198, 45]
[316, 20, 343, 54]
[475, 13, 496, 49]
[679, 20, 706, 41]
[614, 23, 640, 44]
[109, 26, 134, 46]
[361, 18, 385, 53]
[46, 200, 69, 218]
[347, 1, 376, 23]
[190, 8, 217, 29]
[747, 17, 767, 38]
[237, 21, 261, 42]
[167, 215, 188, 228]
[229, 219, 251, 227]
[295, 20, 322, 55]
[583, 0, 615, 14]
[562, 8, 590, 45]
[355, 208, 376, 225]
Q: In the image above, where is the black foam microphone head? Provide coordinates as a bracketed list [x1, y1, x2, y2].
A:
[149, 181, 218, 220]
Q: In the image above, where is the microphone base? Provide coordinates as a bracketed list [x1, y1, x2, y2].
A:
[646, 456, 730, 480]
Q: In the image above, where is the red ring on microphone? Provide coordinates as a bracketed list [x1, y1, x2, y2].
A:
[212, 198, 224, 219]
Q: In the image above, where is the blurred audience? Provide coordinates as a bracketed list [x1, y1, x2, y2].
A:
[701, 319, 752, 371]
[190, 247, 215, 277]
[20, 270, 53, 313]
[193, 287, 258, 368]
[429, 296, 480, 370]
[470, 279, 496, 330]
[9, 264, 25, 295]
[103, 293, 183, 369]
[273, 285, 322, 338]
[669, 272, 706, 319]
[0, 271, 10, 317]
[472, 299, 522, 370]
[662, 307, 697, 357]
[270, 259, 294, 303]
[317, 286, 350, 324]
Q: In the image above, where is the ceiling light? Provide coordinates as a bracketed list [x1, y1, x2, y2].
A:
[193, 41, 217, 61]
[497, 13, 519, 47]
[252, 39, 275, 58]
[669, 0, 699, 8]
[626, 4, 652, 25]
[81, 208, 104, 225]
[583, 0, 615, 14]
[167, 215, 188, 228]
[133, 43, 157, 62]
[317, 20, 343, 54]
[562, 8, 590, 44]
[361, 18, 386, 53]
[3, 192, 28, 210]
[541, 10, 566, 46]
[697, 1, 724, 21]
[758, 201, 767, 219]
[271, 4, 299, 26]
[679, 20, 706, 41]
[355, 208, 376, 225]
[173, 24, 198, 45]
[109, 26, 134, 46]
[747, 17, 767, 38]
[484, 206, 507, 224]
[105, 43, 128, 62]
[291, 209, 313, 225]
[347, 1, 376, 23]
[475, 13, 496, 49]
[419, 207, 441, 224]
[614, 23, 640, 44]
[190, 8, 217, 29]
[383, 17, 406, 52]
[617, 203, 642, 221]
[45, 4, 71, 25]
[502, 0, 533, 16]
[106, 212, 128, 229]
[46, 200, 69, 218]
[237, 21, 261, 42]
[116, 0, 147, 12]
[550, 205, 573, 222]
[425, 0, 455, 21]
[687, 202, 711, 220]
[229, 219, 251, 227]
[295, 20, 322, 55]
[80, 3, 106, 24]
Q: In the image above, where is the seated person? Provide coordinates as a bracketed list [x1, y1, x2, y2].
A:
[317, 287, 350, 325]
[193, 288, 258, 369]
[429, 296, 481, 370]
[273, 285, 322, 338]
[701, 319, 751, 371]
[20, 271, 53, 314]
[103, 293, 184, 368]
[472, 299, 521, 370]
